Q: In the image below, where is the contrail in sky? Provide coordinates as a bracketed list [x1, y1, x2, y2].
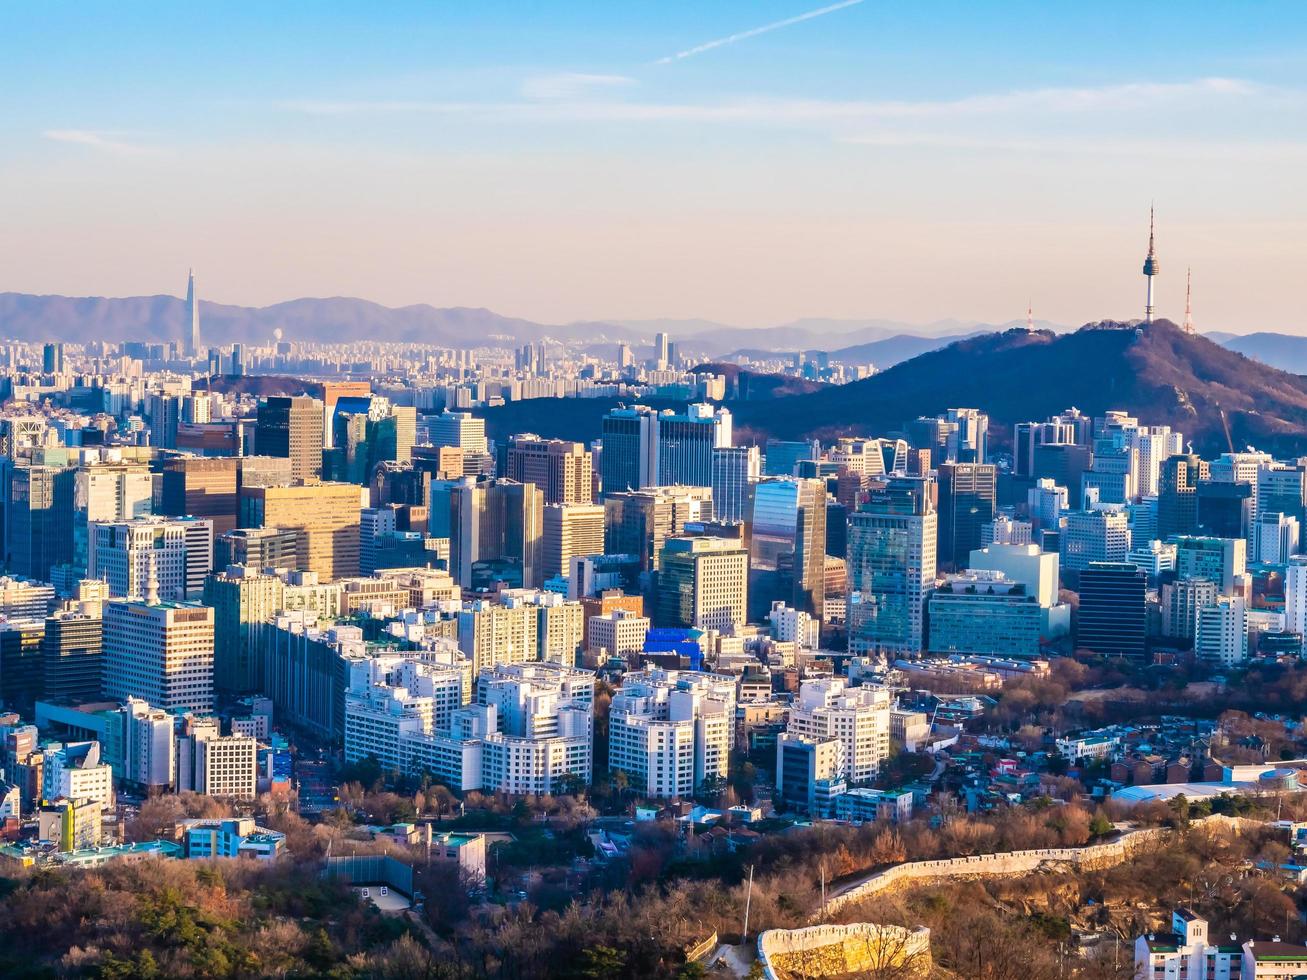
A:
[654, 0, 865, 65]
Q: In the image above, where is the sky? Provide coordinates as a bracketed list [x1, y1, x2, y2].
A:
[2, 2, 1305, 333]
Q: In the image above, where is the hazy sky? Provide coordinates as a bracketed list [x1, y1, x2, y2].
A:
[2, 2, 1305, 332]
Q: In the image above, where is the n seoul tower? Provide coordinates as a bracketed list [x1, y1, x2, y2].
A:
[1142, 207, 1159, 324]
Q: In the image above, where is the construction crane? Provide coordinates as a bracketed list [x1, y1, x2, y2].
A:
[1215, 401, 1234, 454]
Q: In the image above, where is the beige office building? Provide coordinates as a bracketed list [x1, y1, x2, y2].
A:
[542, 503, 605, 582]
[241, 482, 364, 581]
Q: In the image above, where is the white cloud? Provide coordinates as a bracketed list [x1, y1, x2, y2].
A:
[520, 72, 635, 101]
[280, 76, 1268, 126]
[42, 129, 150, 155]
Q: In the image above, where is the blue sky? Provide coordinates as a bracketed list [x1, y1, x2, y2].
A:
[2, 2, 1305, 331]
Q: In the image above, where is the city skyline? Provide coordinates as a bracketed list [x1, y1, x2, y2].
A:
[3, 3, 1306, 332]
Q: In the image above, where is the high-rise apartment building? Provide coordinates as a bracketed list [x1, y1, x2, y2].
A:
[782, 677, 891, 786]
[657, 536, 748, 633]
[255, 395, 324, 482]
[608, 669, 734, 799]
[1195, 595, 1247, 667]
[1160, 578, 1219, 640]
[504, 435, 593, 505]
[103, 599, 215, 713]
[846, 476, 936, 656]
[1286, 556, 1307, 644]
[240, 482, 363, 581]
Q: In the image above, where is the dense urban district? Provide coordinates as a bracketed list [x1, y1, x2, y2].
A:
[9, 251, 1307, 979]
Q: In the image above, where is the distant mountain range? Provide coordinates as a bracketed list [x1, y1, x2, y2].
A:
[3, 291, 1305, 376]
[0, 291, 1055, 362]
[480, 319, 1307, 455]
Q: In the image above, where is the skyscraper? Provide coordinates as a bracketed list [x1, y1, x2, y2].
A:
[600, 405, 658, 494]
[103, 599, 215, 713]
[429, 410, 488, 454]
[42, 342, 64, 374]
[603, 486, 713, 572]
[255, 396, 324, 483]
[936, 462, 997, 570]
[1157, 453, 1210, 540]
[542, 503, 605, 582]
[846, 475, 937, 657]
[160, 457, 239, 537]
[184, 268, 202, 358]
[944, 408, 989, 463]
[41, 611, 103, 704]
[240, 482, 363, 581]
[5, 464, 76, 582]
[1077, 561, 1147, 661]
[449, 478, 544, 590]
[657, 535, 749, 633]
[710, 445, 761, 524]
[505, 435, 593, 505]
[746, 478, 827, 622]
[73, 461, 153, 574]
[656, 404, 732, 487]
[89, 517, 214, 601]
[203, 566, 284, 695]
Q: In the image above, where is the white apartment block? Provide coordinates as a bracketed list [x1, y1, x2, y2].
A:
[42, 741, 115, 808]
[1135, 907, 1307, 980]
[587, 608, 650, 663]
[347, 658, 595, 796]
[457, 599, 538, 674]
[784, 677, 891, 786]
[768, 602, 819, 650]
[1195, 595, 1248, 667]
[608, 669, 735, 799]
[121, 697, 176, 790]
[1287, 556, 1307, 642]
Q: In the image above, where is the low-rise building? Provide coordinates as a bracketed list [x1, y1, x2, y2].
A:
[181, 818, 286, 861]
[832, 787, 914, 824]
